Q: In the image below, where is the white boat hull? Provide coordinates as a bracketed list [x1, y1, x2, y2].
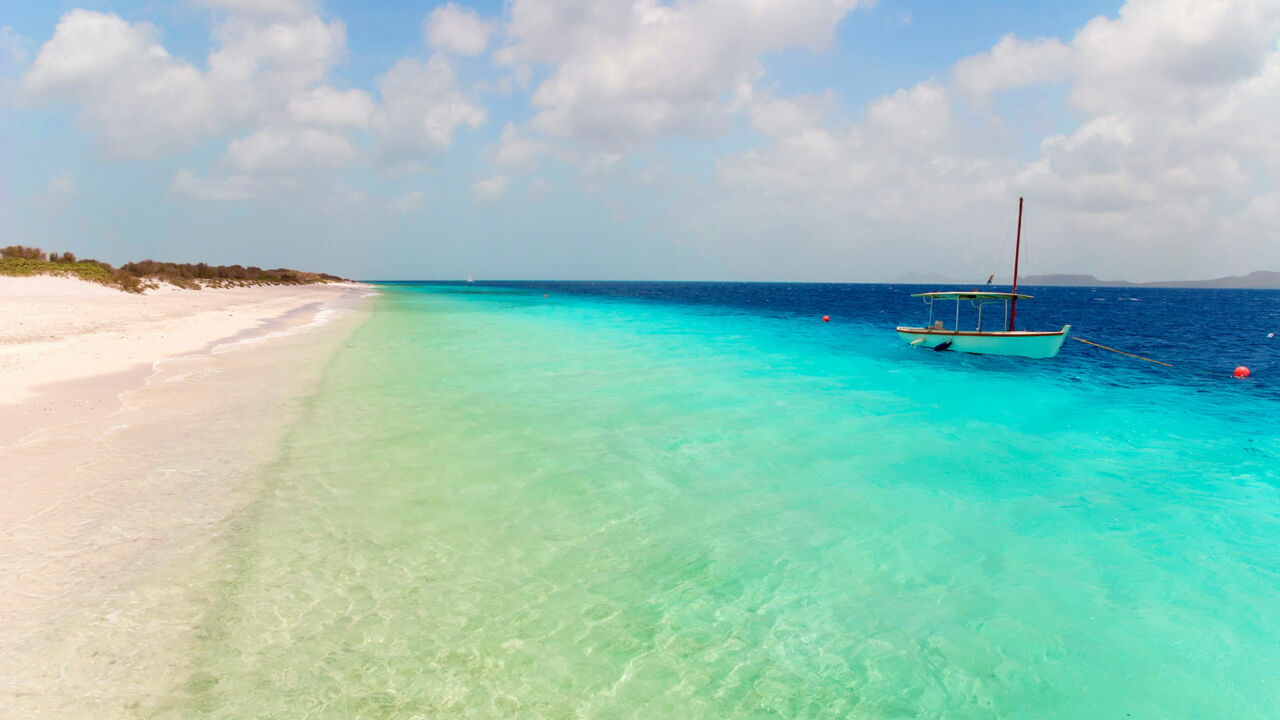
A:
[897, 325, 1071, 359]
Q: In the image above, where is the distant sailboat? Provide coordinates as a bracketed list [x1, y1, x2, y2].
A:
[466, 275, 474, 283]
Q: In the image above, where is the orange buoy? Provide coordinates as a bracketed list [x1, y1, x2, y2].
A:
[1234, 366, 1251, 378]
[822, 315, 830, 322]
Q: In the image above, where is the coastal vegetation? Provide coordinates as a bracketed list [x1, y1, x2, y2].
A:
[0, 245, 344, 293]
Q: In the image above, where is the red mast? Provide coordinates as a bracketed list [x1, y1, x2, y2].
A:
[1008, 197, 1023, 331]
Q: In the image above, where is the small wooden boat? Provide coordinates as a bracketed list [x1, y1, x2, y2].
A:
[896, 291, 1070, 358]
[897, 198, 1070, 359]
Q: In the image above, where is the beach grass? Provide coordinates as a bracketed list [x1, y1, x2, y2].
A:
[0, 256, 119, 285]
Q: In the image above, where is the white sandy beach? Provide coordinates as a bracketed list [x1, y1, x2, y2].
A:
[0, 276, 368, 436]
[0, 276, 376, 716]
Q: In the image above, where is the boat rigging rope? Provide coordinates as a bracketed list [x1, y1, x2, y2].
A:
[1071, 336, 1173, 367]
[988, 215, 1016, 285]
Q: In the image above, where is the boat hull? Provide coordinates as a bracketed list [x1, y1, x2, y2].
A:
[897, 325, 1071, 359]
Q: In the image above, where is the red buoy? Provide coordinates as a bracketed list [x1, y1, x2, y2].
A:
[1234, 366, 1251, 378]
[822, 315, 830, 323]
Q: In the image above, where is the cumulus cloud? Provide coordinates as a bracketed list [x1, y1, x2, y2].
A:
[715, 82, 1004, 230]
[225, 126, 356, 172]
[197, 0, 317, 20]
[201, 11, 347, 123]
[694, 0, 1280, 280]
[20, 4, 490, 202]
[372, 56, 487, 171]
[497, 0, 869, 147]
[425, 3, 494, 56]
[1070, 0, 1280, 115]
[20, 7, 346, 158]
[21, 11, 220, 156]
[491, 122, 549, 168]
[288, 86, 375, 128]
[953, 34, 1073, 100]
[865, 82, 954, 149]
[1016, 1, 1280, 211]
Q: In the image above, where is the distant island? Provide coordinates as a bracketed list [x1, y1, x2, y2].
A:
[896, 270, 1280, 290]
[1, 245, 344, 293]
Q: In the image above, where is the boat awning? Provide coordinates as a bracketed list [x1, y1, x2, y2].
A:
[910, 291, 1034, 300]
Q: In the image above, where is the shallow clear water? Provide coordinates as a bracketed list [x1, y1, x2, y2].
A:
[171, 283, 1280, 718]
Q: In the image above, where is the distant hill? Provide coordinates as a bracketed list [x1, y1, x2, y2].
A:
[1019, 274, 1131, 287]
[1022, 270, 1280, 289]
[1143, 270, 1280, 289]
[898, 270, 1280, 289]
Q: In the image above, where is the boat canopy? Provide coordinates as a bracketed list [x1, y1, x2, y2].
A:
[911, 291, 1034, 301]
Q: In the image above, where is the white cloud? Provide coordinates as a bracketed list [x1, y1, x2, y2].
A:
[19, 4, 493, 193]
[204, 12, 347, 121]
[865, 82, 953, 149]
[720, 81, 1000, 221]
[196, 0, 317, 20]
[168, 169, 286, 201]
[1070, 0, 1280, 115]
[388, 190, 427, 214]
[709, 83, 968, 240]
[225, 126, 356, 172]
[21, 11, 218, 156]
[491, 122, 549, 168]
[372, 56, 486, 171]
[497, 0, 869, 147]
[20, 8, 347, 158]
[425, 3, 494, 56]
[696, 0, 1280, 281]
[1, 26, 27, 65]
[953, 34, 1073, 100]
[0, 26, 29, 109]
[473, 174, 508, 205]
[288, 86, 374, 128]
[1012, 0, 1280, 232]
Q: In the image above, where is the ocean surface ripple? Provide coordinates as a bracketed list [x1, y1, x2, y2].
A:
[167, 282, 1280, 718]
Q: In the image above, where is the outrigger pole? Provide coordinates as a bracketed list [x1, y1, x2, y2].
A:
[1008, 197, 1023, 331]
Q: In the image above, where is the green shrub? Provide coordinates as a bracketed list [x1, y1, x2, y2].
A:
[2, 246, 343, 292]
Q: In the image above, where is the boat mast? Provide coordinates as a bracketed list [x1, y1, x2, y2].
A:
[1008, 197, 1023, 331]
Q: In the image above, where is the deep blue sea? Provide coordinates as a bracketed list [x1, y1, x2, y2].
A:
[472, 281, 1280, 391]
[171, 281, 1280, 718]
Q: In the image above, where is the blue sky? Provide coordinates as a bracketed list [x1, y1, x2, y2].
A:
[3, 0, 1278, 281]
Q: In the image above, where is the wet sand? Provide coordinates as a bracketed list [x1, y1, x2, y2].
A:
[0, 277, 376, 717]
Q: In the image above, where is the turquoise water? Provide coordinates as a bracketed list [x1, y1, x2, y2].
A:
[172, 284, 1280, 718]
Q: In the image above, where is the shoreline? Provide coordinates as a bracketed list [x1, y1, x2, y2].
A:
[0, 276, 374, 427]
[0, 277, 378, 716]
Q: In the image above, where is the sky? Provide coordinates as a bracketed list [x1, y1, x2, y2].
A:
[1, 0, 1278, 282]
